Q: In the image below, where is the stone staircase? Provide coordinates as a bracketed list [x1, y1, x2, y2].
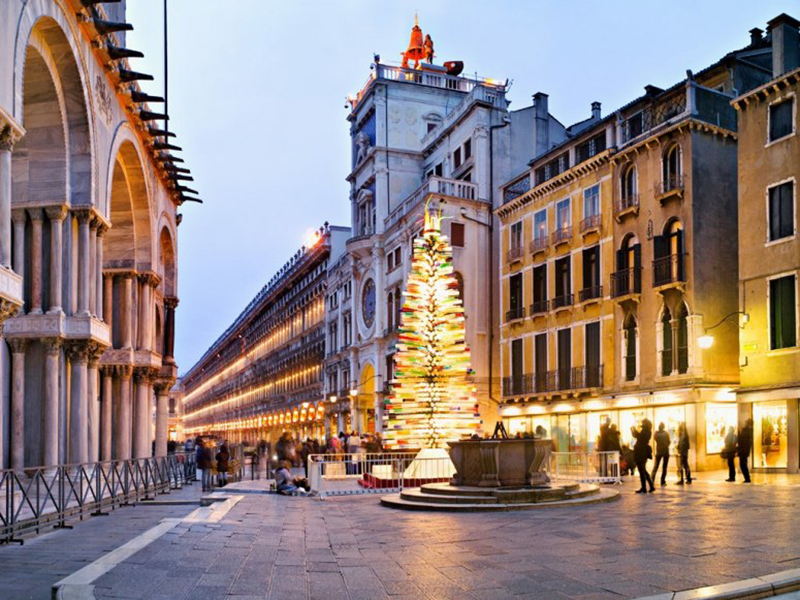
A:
[380, 481, 619, 512]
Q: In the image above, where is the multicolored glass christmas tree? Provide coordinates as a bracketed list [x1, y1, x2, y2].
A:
[384, 204, 481, 449]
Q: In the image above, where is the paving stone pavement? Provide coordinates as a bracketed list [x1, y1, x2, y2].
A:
[3, 476, 800, 600]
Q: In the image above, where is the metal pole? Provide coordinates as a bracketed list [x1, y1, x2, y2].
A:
[163, 0, 168, 130]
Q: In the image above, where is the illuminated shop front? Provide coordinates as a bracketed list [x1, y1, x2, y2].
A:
[501, 389, 739, 471]
[737, 391, 798, 472]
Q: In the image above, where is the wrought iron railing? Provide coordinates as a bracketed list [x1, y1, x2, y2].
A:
[506, 306, 526, 322]
[611, 267, 642, 297]
[614, 194, 639, 217]
[0, 453, 196, 544]
[503, 367, 602, 396]
[530, 300, 549, 315]
[551, 226, 572, 246]
[506, 245, 524, 263]
[579, 286, 603, 303]
[656, 173, 684, 197]
[653, 254, 684, 287]
[580, 214, 602, 233]
[529, 237, 548, 255]
[552, 293, 574, 309]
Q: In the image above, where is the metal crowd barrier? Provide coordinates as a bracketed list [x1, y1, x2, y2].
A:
[550, 451, 621, 484]
[0, 452, 197, 544]
[308, 452, 454, 498]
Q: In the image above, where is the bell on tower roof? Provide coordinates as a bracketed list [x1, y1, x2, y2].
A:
[402, 13, 428, 69]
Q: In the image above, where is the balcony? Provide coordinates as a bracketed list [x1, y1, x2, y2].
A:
[503, 374, 532, 396]
[505, 306, 526, 323]
[613, 194, 639, 221]
[580, 214, 602, 236]
[529, 300, 549, 316]
[503, 366, 603, 396]
[579, 286, 603, 303]
[552, 293, 574, 310]
[506, 245, 524, 264]
[385, 176, 480, 230]
[611, 268, 642, 299]
[652, 254, 685, 288]
[655, 174, 684, 203]
[529, 237, 548, 256]
[551, 226, 572, 247]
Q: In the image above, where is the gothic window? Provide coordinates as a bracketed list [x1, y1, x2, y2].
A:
[661, 307, 673, 376]
[624, 313, 637, 382]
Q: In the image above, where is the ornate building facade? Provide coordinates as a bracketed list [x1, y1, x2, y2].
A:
[0, 1, 187, 468]
[328, 20, 564, 435]
[733, 14, 800, 473]
[496, 22, 775, 470]
[181, 225, 349, 444]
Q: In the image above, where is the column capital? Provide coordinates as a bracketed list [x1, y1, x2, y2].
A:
[139, 271, 161, 288]
[27, 208, 44, 221]
[0, 121, 24, 152]
[7, 337, 28, 354]
[66, 340, 90, 363]
[11, 208, 27, 224]
[153, 378, 175, 395]
[116, 364, 133, 380]
[164, 296, 179, 309]
[87, 341, 105, 368]
[0, 299, 21, 324]
[96, 222, 109, 237]
[100, 364, 115, 377]
[133, 366, 155, 384]
[73, 207, 92, 224]
[43, 338, 63, 356]
[45, 205, 69, 222]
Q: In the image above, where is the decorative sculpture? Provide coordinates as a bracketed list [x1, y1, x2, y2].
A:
[424, 34, 434, 63]
[355, 131, 371, 164]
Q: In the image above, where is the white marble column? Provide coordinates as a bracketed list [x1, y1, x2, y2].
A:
[121, 273, 133, 349]
[43, 338, 62, 467]
[154, 383, 169, 457]
[100, 367, 113, 462]
[96, 225, 106, 319]
[138, 274, 153, 351]
[11, 209, 25, 282]
[9, 338, 27, 471]
[46, 206, 67, 314]
[87, 348, 101, 462]
[103, 273, 113, 328]
[76, 210, 91, 316]
[115, 365, 132, 460]
[132, 368, 150, 458]
[89, 219, 98, 318]
[68, 342, 89, 465]
[0, 129, 19, 269]
[29, 209, 44, 314]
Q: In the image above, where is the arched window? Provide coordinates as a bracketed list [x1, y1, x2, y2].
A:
[654, 219, 684, 286]
[621, 165, 637, 201]
[676, 302, 689, 374]
[386, 291, 394, 331]
[624, 313, 637, 381]
[613, 235, 641, 297]
[661, 307, 673, 376]
[662, 144, 682, 192]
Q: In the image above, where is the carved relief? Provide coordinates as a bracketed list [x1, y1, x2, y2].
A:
[355, 131, 371, 164]
[95, 75, 113, 127]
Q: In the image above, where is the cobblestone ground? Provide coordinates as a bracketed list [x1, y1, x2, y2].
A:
[3, 475, 800, 600]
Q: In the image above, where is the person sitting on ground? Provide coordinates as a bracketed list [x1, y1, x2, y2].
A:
[275, 460, 310, 495]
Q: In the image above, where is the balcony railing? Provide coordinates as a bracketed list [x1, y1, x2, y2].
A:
[579, 286, 603, 303]
[385, 176, 480, 230]
[656, 174, 684, 198]
[503, 366, 603, 396]
[551, 226, 572, 246]
[611, 267, 642, 297]
[506, 306, 526, 322]
[614, 194, 639, 217]
[506, 245, 524, 263]
[580, 214, 602, 234]
[530, 300, 549, 315]
[552, 293, 574, 310]
[652, 254, 685, 287]
[529, 237, 548, 255]
[503, 374, 532, 396]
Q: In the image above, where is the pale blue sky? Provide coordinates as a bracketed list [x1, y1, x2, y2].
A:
[125, 0, 793, 372]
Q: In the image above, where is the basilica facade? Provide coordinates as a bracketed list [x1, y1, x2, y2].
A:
[0, 1, 187, 469]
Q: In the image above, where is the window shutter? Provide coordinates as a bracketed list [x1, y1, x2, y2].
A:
[780, 183, 794, 239]
[633, 244, 642, 292]
[653, 235, 666, 261]
[450, 222, 465, 247]
[616, 248, 626, 271]
[675, 230, 685, 280]
[781, 277, 797, 348]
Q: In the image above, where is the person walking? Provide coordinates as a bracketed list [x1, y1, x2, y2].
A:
[651, 422, 671, 486]
[216, 443, 230, 487]
[632, 418, 655, 494]
[676, 422, 692, 485]
[723, 426, 738, 482]
[197, 440, 213, 492]
[738, 419, 753, 483]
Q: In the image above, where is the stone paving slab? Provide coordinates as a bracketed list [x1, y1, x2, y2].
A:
[3, 475, 800, 599]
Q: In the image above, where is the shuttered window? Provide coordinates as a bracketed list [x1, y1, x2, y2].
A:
[769, 182, 794, 241]
[769, 99, 794, 142]
[770, 275, 797, 349]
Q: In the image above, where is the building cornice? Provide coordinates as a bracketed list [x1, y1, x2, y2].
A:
[732, 66, 800, 110]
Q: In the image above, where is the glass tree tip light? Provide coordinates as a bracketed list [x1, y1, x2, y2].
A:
[384, 204, 481, 449]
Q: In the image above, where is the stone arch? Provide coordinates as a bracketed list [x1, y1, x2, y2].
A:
[158, 225, 177, 298]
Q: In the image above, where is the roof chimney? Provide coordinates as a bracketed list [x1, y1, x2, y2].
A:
[767, 13, 800, 77]
[749, 27, 764, 45]
[591, 101, 601, 120]
[532, 92, 550, 157]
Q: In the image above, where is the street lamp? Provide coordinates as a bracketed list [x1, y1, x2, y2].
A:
[329, 395, 337, 403]
[699, 311, 749, 349]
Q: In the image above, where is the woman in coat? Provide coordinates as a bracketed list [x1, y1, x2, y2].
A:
[676, 422, 692, 485]
[632, 418, 655, 494]
[216, 444, 230, 487]
[197, 440, 213, 492]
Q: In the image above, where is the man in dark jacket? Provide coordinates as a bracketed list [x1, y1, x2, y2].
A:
[216, 444, 230, 487]
[738, 419, 753, 483]
[632, 419, 655, 494]
[724, 427, 737, 482]
[676, 422, 692, 484]
[197, 440, 213, 492]
[651, 423, 671, 486]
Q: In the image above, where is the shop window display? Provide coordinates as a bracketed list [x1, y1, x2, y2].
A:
[654, 405, 685, 455]
[619, 408, 651, 448]
[508, 416, 530, 437]
[754, 401, 788, 469]
[587, 412, 618, 452]
[705, 404, 738, 455]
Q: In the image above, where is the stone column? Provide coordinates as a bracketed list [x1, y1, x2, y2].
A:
[100, 366, 113, 462]
[76, 210, 91, 316]
[46, 206, 67, 314]
[154, 382, 170, 457]
[11, 209, 25, 281]
[87, 345, 102, 462]
[0, 126, 21, 269]
[68, 342, 89, 465]
[164, 297, 178, 363]
[115, 365, 133, 460]
[103, 274, 113, 329]
[29, 209, 44, 314]
[96, 225, 106, 319]
[9, 338, 27, 471]
[121, 273, 133, 349]
[89, 218, 98, 317]
[43, 338, 62, 468]
[133, 368, 150, 458]
[138, 274, 153, 351]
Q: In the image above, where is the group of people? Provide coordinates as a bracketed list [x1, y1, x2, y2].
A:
[722, 419, 753, 483]
[193, 437, 231, 492]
